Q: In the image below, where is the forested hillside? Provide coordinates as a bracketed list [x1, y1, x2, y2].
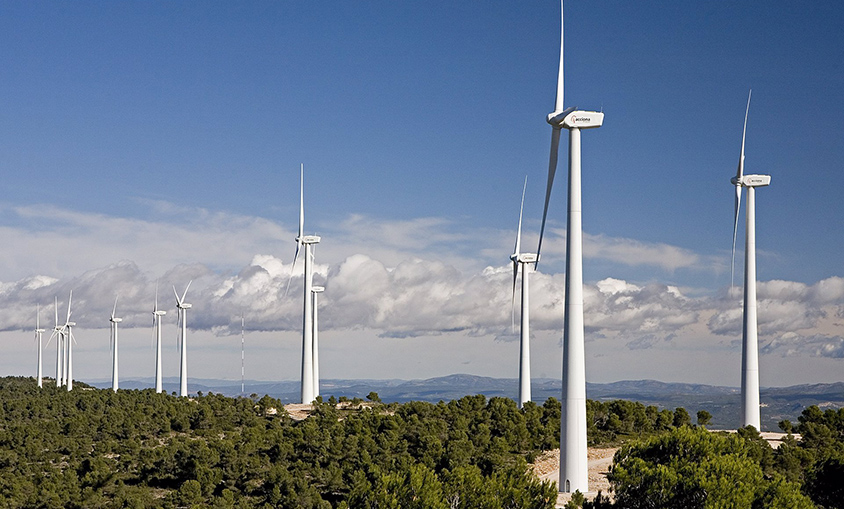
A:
[0, 376, 698, 508]
[1, 377, 840, 508]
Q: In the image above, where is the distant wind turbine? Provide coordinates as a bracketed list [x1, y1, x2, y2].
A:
[48, 297, 63, 387]
[510, 177, 538, 409]
[153, 284, 167, 393]
[536, 0, 604, 494]
[289, 165, 321, 404]
[730, 90, 770, 431]
[34, 305, 45, 388]
[64, 291, 76, 391]
[312, 285, 325, 399]
[174, 282, 193, 397]
[110, 296, 122, 392]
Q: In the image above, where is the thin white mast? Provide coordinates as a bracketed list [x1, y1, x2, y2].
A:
[35, 305, 45, 388]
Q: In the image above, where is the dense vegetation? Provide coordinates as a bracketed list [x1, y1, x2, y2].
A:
[0, 377, 704, 508]
[4, 376, 839, 508]
[575, 406, 844, 509]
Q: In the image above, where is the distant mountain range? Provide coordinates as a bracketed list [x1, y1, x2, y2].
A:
[89, 374, 844, 432]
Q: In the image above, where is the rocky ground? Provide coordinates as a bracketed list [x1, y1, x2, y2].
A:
[531, 447, 618, 507]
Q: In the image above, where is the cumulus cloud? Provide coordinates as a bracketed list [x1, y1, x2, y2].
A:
[2, 202, 844, 364]
[532, 227, 724, 273]
[707, 277, 844, 336]
[762, 332, 844, 359]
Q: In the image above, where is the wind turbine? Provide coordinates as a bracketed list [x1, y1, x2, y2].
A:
[110, 296, 122, 392]
[730, 90, 770, 431]
[312, 285, 325, 399]
[153, 285, 167, 393]
[511, 177, 538, 409]
[536, 0, 603, 494]
[34, 305, 45, 388]
[290, 164, 321, 404]
[174, 282, 192, 397]
[64, 291, 76, 391]
[48, 297, 63, 387]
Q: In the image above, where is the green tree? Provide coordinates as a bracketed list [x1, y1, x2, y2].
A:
[672, 407, 692, 427]
[696, 410, 712, 427]
[609, 426, 813, 509]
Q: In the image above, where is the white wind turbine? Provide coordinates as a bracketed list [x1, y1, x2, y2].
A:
[289, 164, 321, 404]
[48, 297, 63, 387]
[110, 296, 122, 392]
[174, 282, 193, 397]
[312, 285, 325, 399]
[153, 285, 167, 393]
[536, 0, 604, 494]
[730, 90, 770, 431]
[34, 305, 45, 388]
[63, 291, 76, 391]
[510, 177, 538, 409]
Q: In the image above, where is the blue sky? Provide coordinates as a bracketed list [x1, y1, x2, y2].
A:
[1, 1, 843, 388]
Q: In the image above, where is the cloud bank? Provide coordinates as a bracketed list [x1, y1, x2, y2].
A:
[2, 203, 843, 362]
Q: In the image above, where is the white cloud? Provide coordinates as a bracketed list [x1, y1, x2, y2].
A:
[2, 201, 843, 388]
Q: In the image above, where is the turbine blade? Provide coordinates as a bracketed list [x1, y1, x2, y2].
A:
[112, 296, 118, 320]
[554, 0, 565, 113]
[55, 297, 58, 328]
[537, 127, 562, 262]
[66, 291, 72, 325]
[299, 163, 305, 240]
[181, 280, 192, 302]
[514, 176, 526, 257]
[511, 261, 519, 333]
[737, 90, 751, 180]
[154, 282, 159, 312]
[285, 244, 302, 297]
[731, 181, 742, 290]
[173, 286, 181, 306]
[36, 304, 40, 330]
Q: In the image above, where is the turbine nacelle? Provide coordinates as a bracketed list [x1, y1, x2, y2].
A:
[178, 303, 192, 310]
[511, 253, 539, 264]
[547, 108, 604, 129]
[110, 317, 123, 323]
[298, 235, 321, 244]
[731, 174, 771, 188]
[312, 286, 325, 293]
[154, 310, 167, 316]
[66, 322, 76, 327]
[561, 110, 604, 129]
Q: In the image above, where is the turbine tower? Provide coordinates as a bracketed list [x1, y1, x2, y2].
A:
[536, 0, 604, 494]
[49, 297, 63, 388]
[153, 285, 167, 393]
[730, 90, 770, 430]
[312, 285, 325, 399]
[240, 313, 245, 395]
[64, 291, 76, 391]
[34, 305, 45, 388]
[511, 177, 538, 409]
[289, 164, 321, 404]
[174, 282, 193, 397]
[110, 296, 122, 392]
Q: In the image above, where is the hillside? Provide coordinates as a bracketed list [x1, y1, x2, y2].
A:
[93, 375, 844, 432]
